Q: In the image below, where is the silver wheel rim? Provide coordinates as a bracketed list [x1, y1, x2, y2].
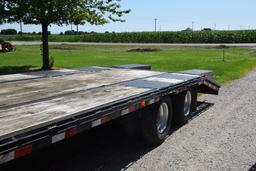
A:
[156, 102, 169, 134]
[184, 91, 192, 117]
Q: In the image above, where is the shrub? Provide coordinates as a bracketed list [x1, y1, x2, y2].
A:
[1, 29, 18, 35]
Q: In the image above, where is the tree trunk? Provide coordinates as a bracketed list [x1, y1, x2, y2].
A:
[41, 23, 50, 70]
[76, 25, 79, 33]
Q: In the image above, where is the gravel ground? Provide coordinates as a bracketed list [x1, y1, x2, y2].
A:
[127, 69, 256, 171]
[1, 69, 256, 171]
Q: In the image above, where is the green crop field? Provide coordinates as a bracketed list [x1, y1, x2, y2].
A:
[1, 45, 256, 84]
[1, 30, 256, 43]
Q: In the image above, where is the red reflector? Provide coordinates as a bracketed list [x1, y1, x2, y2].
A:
[65, 128, 78, 138]
[15, 145, 32, 158]
[101, 116, 109, 124]
[140, 101, 146, 108]
[128, 106, 136, 113]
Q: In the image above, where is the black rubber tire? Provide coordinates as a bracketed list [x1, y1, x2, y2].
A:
[172, 87, 197, 126]
[191, 86, 198, 113]
[141, 97, 173, 145]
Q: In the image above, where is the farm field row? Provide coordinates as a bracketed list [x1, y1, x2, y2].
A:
[1, 30, 256, 43]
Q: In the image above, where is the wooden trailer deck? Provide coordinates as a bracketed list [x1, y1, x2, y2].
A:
[0, 66, 203, 141]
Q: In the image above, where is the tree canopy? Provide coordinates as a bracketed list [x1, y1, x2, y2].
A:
[1, 0, 130, 69]
[0, 0, 5, 24]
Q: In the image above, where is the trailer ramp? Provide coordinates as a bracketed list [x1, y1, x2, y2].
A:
[181, 69, 220, 95]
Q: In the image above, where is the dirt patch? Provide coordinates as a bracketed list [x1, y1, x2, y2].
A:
[50, 45, 81, 51]
[127, 48, 162, 52]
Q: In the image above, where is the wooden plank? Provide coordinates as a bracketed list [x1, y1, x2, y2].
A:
[0, 74, 39, 83]
[0, 69, 161, 108]
[0, 66, 111, 83]
[0, 85, 151, 139]
[0, 69, 79, 83]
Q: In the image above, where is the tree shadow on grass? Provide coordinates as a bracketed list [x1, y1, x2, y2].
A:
[0, 65, 36, 75]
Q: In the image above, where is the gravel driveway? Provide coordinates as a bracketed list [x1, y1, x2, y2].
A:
[1, 69, 256, 171]
[127, 69, 256, 171]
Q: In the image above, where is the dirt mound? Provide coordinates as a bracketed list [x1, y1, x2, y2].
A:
[50, 45, 81, 50]
[127, 48, 162, 52]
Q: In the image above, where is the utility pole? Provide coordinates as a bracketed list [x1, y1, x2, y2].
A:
[70, 22, 74, 35]
[154, 18, 158, 32]
[19, 21, 23, 35]
[228, 24, 231, 30]
[214, 24, 217, 30]
[192, 21, 195, 31]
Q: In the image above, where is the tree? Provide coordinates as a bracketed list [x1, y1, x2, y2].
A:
[202, 28, 212, 31]
[2, 0, 130, 70]
[71, 10, 86, 33]
[182, 27, 193, 32]
[0, 0, 5, 24]
[1, 28, 17, 34]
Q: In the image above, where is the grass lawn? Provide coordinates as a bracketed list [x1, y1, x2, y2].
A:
[1, 45, 256, 84]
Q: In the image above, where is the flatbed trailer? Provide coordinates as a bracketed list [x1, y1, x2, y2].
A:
[0, 65, 220, 164]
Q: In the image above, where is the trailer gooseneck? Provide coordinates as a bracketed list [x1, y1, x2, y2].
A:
[0, 65, 220, 164]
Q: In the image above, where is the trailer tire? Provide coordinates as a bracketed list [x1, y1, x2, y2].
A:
[141, 97, 173, 145]
[172, 88, 197, 125]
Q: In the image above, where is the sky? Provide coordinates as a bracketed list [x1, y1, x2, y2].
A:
[0, 0, 255, 33]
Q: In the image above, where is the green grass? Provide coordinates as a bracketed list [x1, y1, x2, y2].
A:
[1, 45, 256, 84]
